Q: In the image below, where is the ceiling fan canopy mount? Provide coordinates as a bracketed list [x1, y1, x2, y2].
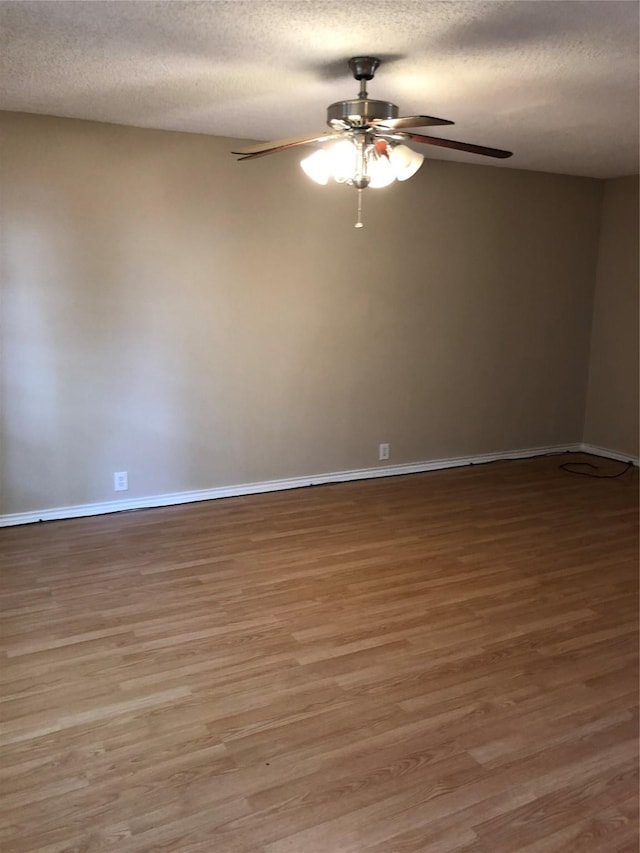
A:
[347, 56, 381, 82]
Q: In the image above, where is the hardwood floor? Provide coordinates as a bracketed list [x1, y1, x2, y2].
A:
[1, 453, 638, 852]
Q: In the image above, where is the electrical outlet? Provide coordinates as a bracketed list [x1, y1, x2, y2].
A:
[114, 471, 128, 492]
[379, 443, 390, 461]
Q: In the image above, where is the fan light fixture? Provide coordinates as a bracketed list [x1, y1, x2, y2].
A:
[300, 138, 424, 226]
[300, 140, 423, 189]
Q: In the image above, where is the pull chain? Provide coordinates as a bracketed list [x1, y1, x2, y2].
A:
[355, 189, 364, 228]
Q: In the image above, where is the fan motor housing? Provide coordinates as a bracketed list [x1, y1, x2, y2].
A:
[327, 98, 399, 128]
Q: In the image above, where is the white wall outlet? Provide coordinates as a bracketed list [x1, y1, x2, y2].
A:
[379, 443, 390, 461]
[114, 471, 128, 492]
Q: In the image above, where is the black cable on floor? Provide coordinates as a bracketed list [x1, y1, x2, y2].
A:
[559, 459, 634, 479]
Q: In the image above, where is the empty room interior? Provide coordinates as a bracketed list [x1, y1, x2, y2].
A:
[1, 2, 639, 852]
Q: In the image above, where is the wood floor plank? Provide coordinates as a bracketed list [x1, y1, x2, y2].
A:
[1, 454, 637, 851]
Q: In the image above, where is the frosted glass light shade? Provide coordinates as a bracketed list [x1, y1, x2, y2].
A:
[329, 140, 358, 183]
[390, 144, 424, 180]
[300, 150, 330, 184]
[368, 154, 396, 188]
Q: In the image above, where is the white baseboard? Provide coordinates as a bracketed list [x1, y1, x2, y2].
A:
[0, 441, 634, 528]
[580, 443, 639, 467]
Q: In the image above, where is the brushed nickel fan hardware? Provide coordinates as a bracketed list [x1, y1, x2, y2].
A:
[328, 56, 397, 128]
[348, 56, 380, 85]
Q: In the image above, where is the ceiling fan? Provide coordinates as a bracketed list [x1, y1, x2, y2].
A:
[232, 57, 513, 226]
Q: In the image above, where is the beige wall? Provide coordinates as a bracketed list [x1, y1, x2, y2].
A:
[583, 176, 639, 458]
[1, 112, 604, 515]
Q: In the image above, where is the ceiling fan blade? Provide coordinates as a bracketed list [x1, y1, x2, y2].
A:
[406, 132, 512, 159]
[370, 115, 454, 130]
[232, 132, 341, 159]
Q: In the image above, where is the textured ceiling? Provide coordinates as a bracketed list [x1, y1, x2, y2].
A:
[1, 0, 638, 178]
